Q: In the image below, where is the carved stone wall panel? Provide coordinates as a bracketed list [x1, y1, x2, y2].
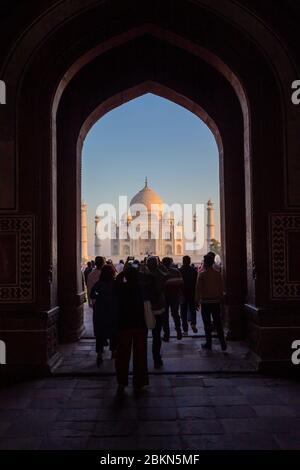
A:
[270, 213, 300, 299]
[0, 215, 35, 302]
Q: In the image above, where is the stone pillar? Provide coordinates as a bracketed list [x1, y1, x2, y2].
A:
[206, 199, 215, 252]
[193, 212, 198, 258]
[81, 201, 88, 263]
[94, 215, 101, 257]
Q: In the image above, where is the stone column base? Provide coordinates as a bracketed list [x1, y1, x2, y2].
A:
[0, 307, 61, 380]
[0, 352, 62, 381]
[224, 304, 247, 341]
[246, 304, 300, 374]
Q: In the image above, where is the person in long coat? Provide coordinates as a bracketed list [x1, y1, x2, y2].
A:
[90, 264, 117, 366]
[115, 264, 149, 394]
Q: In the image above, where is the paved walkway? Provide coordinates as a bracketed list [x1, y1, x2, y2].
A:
[54, 305, 257, 375]
[1, 374, 300, 450]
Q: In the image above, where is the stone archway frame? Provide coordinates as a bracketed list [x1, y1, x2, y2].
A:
[54, 28, 247, 340]
[3, 3, 291, 318]
[0, 1, 296, 373]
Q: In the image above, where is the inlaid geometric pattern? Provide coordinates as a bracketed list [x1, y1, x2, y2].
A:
[270, 213, 300, 299]
[0, 216, 35, 302]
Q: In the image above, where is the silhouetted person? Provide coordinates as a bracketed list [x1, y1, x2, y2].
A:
[87, 256, 106, 306]
[107, 258, 117, 276]
[195, 255, 227, 351]
[139, 258, 149, 274]
[162, 257, 184, 341]
[132, 259, 140, 269]
[83, 261, 93, 283]
[205, 251, 221, 331]
[90, 264, 118, 366]
[198, 251, 220, 274]
[180, 255, 198, 335]
[207, 251, 221, 272]
[116, 259, 125, 273]
[115, 265, 148, 394]
[147, 256, 168, 369]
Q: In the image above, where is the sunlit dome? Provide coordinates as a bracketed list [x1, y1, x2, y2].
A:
[130, 178, 164, 212]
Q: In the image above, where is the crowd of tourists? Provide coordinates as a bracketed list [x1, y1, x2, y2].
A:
[83, 253, 226, 395]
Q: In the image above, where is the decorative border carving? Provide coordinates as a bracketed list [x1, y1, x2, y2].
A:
[0, 216, 35, 302]
[270, 213, 300, 299]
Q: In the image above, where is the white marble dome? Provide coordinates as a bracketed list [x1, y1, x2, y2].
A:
[130, 179, 163, 212]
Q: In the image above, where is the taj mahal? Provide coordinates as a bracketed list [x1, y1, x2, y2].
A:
[81, 179, 216, 263]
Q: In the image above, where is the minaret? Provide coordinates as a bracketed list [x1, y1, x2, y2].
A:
[81, 201, 89, 262]
[94, 215, 101, 257]
[206, 199, 215, 252]
[193, 212, 197, 255]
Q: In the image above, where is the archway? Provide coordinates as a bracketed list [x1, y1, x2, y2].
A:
[55, 33, 247, 345]
[81, 90, 221, 262]
[74, 88, 239, 372]
[1, 0, 297, 375]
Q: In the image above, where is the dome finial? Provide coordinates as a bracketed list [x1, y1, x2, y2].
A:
[145, 176, 148, 188]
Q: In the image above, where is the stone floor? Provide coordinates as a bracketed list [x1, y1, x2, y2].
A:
[1, 374, 300, 450]
[54, 305, 257, 375]
[1, 305, 299, 450]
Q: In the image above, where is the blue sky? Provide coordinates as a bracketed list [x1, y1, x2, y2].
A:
[82, 93, 220, 256]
